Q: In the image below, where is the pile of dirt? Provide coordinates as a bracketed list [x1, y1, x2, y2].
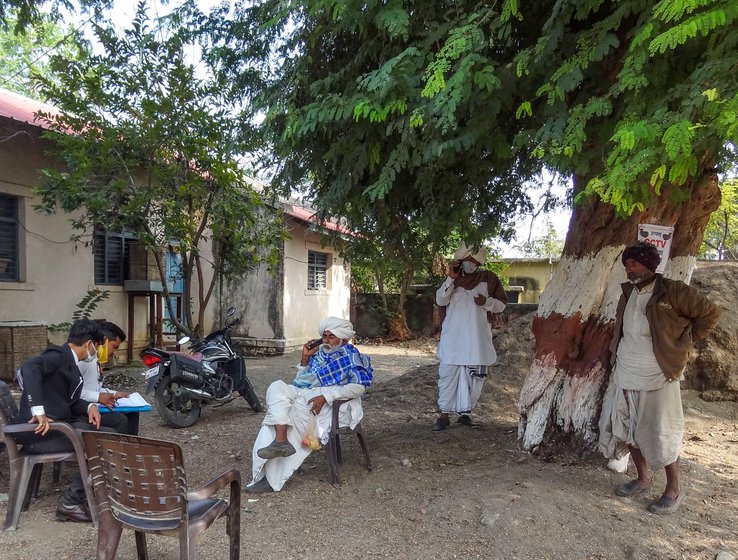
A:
[686, 262, 738, 400]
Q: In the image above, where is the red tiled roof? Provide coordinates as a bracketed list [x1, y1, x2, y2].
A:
[283, 204, 354, 236]
[0, 87, 61, 130]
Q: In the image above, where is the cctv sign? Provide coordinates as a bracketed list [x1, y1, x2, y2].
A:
[638, 224, 674, 274]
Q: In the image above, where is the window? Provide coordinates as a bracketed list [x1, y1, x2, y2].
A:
[93, 229, 135, 285]
[307, 251, 329, 290]
[0, 194, 19, 282]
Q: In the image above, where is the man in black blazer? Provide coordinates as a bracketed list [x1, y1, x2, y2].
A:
[16, 319, 127, 523]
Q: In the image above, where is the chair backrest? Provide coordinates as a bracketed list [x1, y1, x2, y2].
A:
[82, 432, 189, 532]
[0, 380, 22, 461]
[0, 380, 20, 426]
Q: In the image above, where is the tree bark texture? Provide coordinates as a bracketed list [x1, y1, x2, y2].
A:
[518, 172, 720, 454]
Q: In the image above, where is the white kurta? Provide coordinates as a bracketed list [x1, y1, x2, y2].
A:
[251, 380, 366, 491]
[435, 277, 505, 366]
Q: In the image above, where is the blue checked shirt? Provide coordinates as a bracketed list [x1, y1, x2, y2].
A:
[300, 344, 373, 388]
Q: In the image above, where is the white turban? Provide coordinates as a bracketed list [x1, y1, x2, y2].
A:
[453, 242, 487, 265]
[318, 317, 355, 341]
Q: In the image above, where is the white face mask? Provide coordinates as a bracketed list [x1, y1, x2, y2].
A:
[461, 261, 479, 274]
[82, 342, 98, 363]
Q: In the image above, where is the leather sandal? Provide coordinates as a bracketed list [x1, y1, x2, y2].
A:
[431, 417, 450, 432]
[614, 479, 652, 497]
[648, 493, 685, 515]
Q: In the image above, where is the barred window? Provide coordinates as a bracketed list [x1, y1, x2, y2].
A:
[93, 229, 135, 285]
[307, 251, 328, 290]
[0, 194, 19, 282]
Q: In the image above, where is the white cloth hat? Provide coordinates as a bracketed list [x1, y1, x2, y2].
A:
[453, 242, 486, 265]
[318, 317, 355, 341]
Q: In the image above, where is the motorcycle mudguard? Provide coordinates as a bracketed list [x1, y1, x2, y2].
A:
[146, 372, 160, 394]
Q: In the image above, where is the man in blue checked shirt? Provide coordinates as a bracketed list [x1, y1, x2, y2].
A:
[246, 317, 373, 493]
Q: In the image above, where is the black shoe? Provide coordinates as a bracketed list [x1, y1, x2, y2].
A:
[56, 502, 92, 523]
[257, 439, 297, 459]
[457, 415, 480, 428]
[245, 477, 274, 494]
[432, 417, 450, 432]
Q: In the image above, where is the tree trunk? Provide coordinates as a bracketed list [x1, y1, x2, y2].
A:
[517, 171, 720, 454]
[388, 266, 415, 341]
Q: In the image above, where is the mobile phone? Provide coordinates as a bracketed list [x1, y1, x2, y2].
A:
[306, 339, 322, 349]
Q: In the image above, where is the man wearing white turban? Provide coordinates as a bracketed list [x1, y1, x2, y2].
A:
[246, 317, 373, 493]
[432, 243, 507, 431]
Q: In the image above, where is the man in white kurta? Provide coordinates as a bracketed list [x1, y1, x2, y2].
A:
[246, 317, 373, 493]
[432, 243, 507, 432]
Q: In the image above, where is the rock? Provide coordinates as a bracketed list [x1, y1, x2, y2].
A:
[480, 512, 500, 526]
[715, 552, 735, 560]
[401, 458, 412, 467]
[0, 493, 7, 503]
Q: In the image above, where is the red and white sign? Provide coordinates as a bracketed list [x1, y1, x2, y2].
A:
[637, 224, 674, 273]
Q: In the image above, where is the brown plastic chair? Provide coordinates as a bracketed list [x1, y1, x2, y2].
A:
[82, 431, 240, 560]
[0, 380, 97, 530]
[325, 398, 372, 485]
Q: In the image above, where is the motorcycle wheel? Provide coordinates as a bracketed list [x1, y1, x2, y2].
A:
[240, 387, 264, 412]
[155, 376, 202, 428]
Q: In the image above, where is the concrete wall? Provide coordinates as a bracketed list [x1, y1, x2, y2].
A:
[229, 218, 351, 355]
[498, 259, 559, 304]
[0, 122, 216, 361]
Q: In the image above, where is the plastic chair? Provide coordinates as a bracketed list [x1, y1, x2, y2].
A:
[82, 431, 240, 560]
[0, 380, 97, 530]
[325, 398, 372, 485]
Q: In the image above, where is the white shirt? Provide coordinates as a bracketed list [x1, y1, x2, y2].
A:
[614, 282, 668, 391]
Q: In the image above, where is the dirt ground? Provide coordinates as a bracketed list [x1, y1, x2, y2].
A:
[0, 324, 736, 560]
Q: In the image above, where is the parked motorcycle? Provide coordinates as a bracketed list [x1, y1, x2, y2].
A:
[140, 307, 263, 428]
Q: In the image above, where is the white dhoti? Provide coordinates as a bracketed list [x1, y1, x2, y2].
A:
[598, 379, 684, 470]
[251, 380, 365, 491]
[437, 364, 485, 415]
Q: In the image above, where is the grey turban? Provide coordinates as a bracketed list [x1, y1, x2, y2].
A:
[318, 317, 355, 341]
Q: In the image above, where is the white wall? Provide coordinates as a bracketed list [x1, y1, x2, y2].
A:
[0, 124, 216, 360]
[281, 224, 351, 344]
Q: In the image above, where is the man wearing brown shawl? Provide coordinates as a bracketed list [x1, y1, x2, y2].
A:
[432, 243, 507, 432]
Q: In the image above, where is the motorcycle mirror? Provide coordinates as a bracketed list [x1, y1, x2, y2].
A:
[178, 335, 191, 345]
[226, 306, 236, 317]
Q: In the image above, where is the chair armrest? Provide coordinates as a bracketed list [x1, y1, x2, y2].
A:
[187, 468, 241, 501]
[4, 420, 80, 440]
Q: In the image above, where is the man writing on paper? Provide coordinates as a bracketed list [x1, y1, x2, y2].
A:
[15, 319, 127, 522]
[78, 321, 140, 435]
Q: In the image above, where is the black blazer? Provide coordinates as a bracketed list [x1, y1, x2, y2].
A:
[18, 344, 93, 423]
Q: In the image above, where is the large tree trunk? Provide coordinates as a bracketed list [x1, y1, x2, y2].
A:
[517, 171, 720, 454]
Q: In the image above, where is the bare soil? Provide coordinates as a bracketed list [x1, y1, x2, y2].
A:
[0, 324, 736, 560]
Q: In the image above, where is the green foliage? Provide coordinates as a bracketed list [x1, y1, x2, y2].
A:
[699, 178, 738, 259]
[32, 2, 284, 335]
[0, 11, 77, 98]
[48, 288, 109, 332]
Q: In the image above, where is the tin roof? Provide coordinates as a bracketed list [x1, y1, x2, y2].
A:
[0, 87, 61, 129]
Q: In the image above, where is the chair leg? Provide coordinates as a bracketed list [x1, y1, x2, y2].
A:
[30, 463, 44, 500]
[356, 431, 372, 472]
[95, 513, 124, 560]
[335, 433, 343, 464]
[52, 461, 62, 483]
[228, 503, 240, 560]
[4, 459, 35, 531]
[134, 531, 149, 560]
[326, 435, 340, 485]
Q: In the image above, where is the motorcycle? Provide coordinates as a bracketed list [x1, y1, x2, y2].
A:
[140, 307, 264, 428]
